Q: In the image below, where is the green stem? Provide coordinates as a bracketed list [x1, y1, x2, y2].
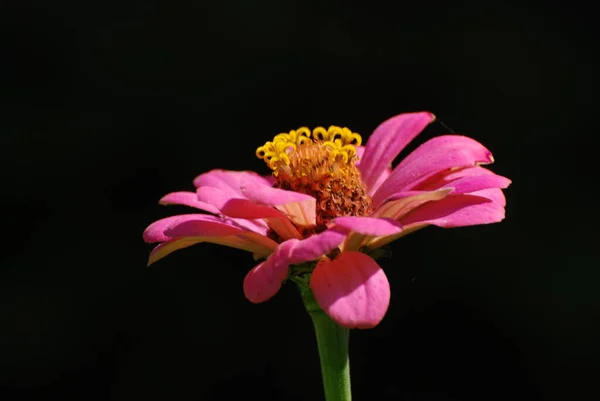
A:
[300, 286, 352, 401]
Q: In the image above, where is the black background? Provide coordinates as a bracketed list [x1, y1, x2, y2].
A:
[1, 1, 597, 400]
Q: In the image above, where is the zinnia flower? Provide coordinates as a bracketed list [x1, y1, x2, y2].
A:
[143, 111, 510, 328]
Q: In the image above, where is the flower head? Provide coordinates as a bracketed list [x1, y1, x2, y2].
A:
[143, 112, 511, 328]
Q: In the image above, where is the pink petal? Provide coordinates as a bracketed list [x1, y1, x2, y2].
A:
[262, 218, 303, 241]
[365, 186, 508, 250]
[355, 189, 453, 250]
[159, 191, 221, 214]
[364, 225, 426, 250]
[262, 174, 276, 186]
[197, 186, 301, 240]
[143, 214, 224, 243]
[347, 190, 450, 251]
[400, 188, 506, 228]
[359, 112, 436, 195]
[147, 234, 274, 266]
[372, 188, 453, 221]
[332, 216, 404, 251]
[228, 218, 269, 236]
[372, 135, 495, 207]
[382, 170, 510, 203]
[331, 216, 403, 236]
[243, 240, 296, 303]
[148, 238, 205, 265]
[164, 217, 245, 238]
[165, 216, 277, 255]
[443, 174, 511, 195]
[416, 166, 511, 194]
[242, 228, 349, 303]
[195, 186, 235, 209]
[197, 186, 281, 219]
[238, 231, 281, 254]
[373, 166, 510, 220]
[144, 214, 278, 264]
[193, 169, 272, 194]
[354, 146, 392, 195]
[310, 251, 390, 329]
[417, 165, 498, 187]
[369, 169, 392, 197]
[161, 190, 268, 235]
[287, 227, 349, 263]
[486, 186, 507, 207]
[354, 145, 366, 162]
[241, 185, 316, 227]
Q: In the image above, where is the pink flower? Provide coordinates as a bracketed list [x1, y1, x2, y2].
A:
[143, 112, 511, 328]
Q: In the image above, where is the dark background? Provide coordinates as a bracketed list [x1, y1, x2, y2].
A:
[1, 1, 597, 400]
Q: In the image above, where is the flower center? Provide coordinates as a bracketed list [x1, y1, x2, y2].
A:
[256, 126, 373, 236]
